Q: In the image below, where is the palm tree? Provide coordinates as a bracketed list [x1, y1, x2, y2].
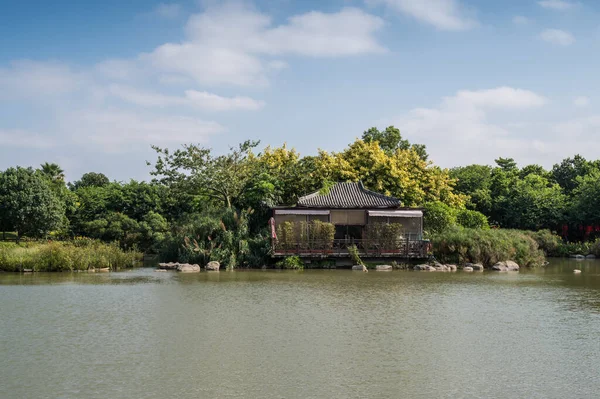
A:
[40, 162, 65, 183]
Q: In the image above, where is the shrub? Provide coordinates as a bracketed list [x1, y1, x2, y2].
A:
[431, 226, 545, 268]
[276, 255, 304, 270]
[525, 229, 563, 257]
[348, 244, 364, 266]
[456, 209, 489, 229]
[424, 201, 457, 234]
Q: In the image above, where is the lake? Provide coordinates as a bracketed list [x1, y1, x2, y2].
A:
[1, 259, 600, 399]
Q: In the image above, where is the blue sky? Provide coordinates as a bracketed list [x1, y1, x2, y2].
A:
[1, 0, 599, 181]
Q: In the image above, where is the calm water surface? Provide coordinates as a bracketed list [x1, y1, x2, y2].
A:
[1, 259, 600, 399]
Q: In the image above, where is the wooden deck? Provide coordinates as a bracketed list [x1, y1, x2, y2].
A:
[273, 239, 429, 259]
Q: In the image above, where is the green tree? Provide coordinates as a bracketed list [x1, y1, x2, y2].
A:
[39, 162, 65, 184]
[362, 126, 428, 160]
[449, 164, 493, 214]
[570, 169, 600, 223]
[0, 167, 65, 240]
[551, 155, 595, 194]
[503, 174, 566, 230]
[149, 141, 259, 208]
[519, 164, 550, 180]
[69, 172, 110, 190]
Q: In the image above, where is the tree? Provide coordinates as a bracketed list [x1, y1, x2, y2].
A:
[313, 139, 465, 207]
[450, 165, 493, 214]
[502, 174, 566, 230]
[40, 162, 65, 184]
[551, 155, 595, 194]
[570, 169, 600, 224]
[361, 126, 428, 160]
[69, 172, 110, 190]
[519, 164, 550, 180]
[0, 167, 65, 239]
[149, 141, 260, 208]
[495, 157, 518, 172]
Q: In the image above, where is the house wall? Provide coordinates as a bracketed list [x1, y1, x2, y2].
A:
[330, 210, 366, 225]
[273, 209, 423, 240]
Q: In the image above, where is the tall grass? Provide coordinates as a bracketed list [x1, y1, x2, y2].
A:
[0, 240, 142, 272]
[431, 226, 545, 268]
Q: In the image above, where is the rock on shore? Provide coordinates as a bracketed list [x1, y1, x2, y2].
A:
[492, 261, 520, 272]
[413, 264, 436, 271]
[465, 263, 484, 271]
[176, 264, 201, 273]
[376, 265, 393, 271]
[158, 262, 179, 270]
[205, 261, 220, 271]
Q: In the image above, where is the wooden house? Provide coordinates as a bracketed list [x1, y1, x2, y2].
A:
[271, 182, 428, 259]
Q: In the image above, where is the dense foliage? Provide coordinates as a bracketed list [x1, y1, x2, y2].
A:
[2, 125, 599, 269]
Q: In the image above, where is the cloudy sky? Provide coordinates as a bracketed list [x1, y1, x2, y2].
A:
[1, 0, 599, 181]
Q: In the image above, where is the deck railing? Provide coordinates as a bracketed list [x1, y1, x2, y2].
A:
[273, 237, 429, 258]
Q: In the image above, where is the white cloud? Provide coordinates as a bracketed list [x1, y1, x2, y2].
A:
[540, 29, 575, 46]
[153, 3, 182, 19]
[145, 4, 385, 86]
[0, 129, 55, 148]
[0, 61, 85, 98]
[574, 96, 590, 107]
[512, 15, 530, 25]
[64, 109, 224, 150]
[451, 87, 548, 109]
[366, 0, 477, 31]
[537, 0, 576, 10]
[267, 60, 288, 70]
[108, 85, 264, 111]
[389, 87, 548, 166]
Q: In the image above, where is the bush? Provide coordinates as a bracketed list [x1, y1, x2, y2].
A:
[431, 226, 545, 268]
[525, 229, 563, 257]
[276, 255, 304, 270]
[424, 201, 457, 234]
[456, 209, 489, 229]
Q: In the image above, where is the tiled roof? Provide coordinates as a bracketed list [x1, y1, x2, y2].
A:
[297, 182, 401, 209]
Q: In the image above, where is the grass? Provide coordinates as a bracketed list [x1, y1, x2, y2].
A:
[0, 239, 143, 272]
[431, 226, 546, 268]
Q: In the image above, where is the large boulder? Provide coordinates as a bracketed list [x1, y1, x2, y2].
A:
[376, 265, 393, 271]
[413, 264, 429, 271]
[352, 265, 364, 271]
[177, 263, 201, 273]
[447, 265, 457, 272]
[159, 262, 179, 270]
[434, 265, 449, 271]
[465, 263, 484, 271]
[586, 254, 596, 259]
[492, 261, 519, 272]
[205, 261, 221, 271]
[463, 266, 474, 272]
